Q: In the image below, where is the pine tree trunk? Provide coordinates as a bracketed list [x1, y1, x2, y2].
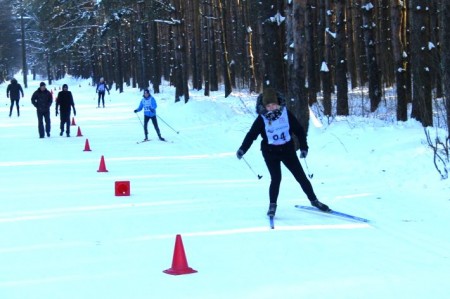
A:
[217, 0, 232, 98]
[192, 0, 202, 91]
[290, 0, 309, 134]
[345, 0, 358, 89]
[442, 1, 450, 132]
[116, 36, 124, 93]
[202, 0, 211, 96]
[306, 0, 317, 104]
[322, 0, 333, 116]
[390, 0, 408, 121]
[352, 0, 368, 88]
[335, 0, 349, 116]
[259, 0, 286, 91]
[151, 23, 161, 94]
[410, 0, 433, 126]
[362, 1, 381, 112]
[243, 0, 257, 92]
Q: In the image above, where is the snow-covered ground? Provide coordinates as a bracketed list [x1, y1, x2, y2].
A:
[0, 76, 449, 299]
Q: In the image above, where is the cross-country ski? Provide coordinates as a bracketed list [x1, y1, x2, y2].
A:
[137, 139, 151, 144]
[295, 205, 370, 223]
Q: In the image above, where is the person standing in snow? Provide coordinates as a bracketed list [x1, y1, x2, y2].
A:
[236, 87, 330, 217]
[134, 89, 165, 141]
[6, 78, 24, 117]
[31, 82, 53, 138]
[55, 84, 76, 137]
[96, 77, 110, 108]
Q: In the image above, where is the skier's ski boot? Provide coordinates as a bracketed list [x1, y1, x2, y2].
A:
[311, 199, 330, 212]
[267, 203, 277, 217]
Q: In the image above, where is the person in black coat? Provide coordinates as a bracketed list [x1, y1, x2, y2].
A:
[55, 84, 76, 137]
[31, 82, 53, 138]
[6, 78, 24, 117]
[236, 87, 330, 217]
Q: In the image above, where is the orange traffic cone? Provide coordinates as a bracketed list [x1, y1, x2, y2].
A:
[83, 139, 92, 151]
[97, 155, 108, 172]
[76, 126, 83, 137]
[163, 234, 197, 275]
[71, 117, 76, 126]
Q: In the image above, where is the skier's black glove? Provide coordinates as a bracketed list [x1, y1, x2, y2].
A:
[55, 111, 58, 117]
[73, 108, 76, 116]
[236, 149, 244, 160]
[300, 149, 308, 159]
[134, 109, 138, 113]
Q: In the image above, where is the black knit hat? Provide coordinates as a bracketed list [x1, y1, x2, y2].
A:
[40, 82, 46, 87]
[62, 84, 68, 89]
[262, 88, 279, 106]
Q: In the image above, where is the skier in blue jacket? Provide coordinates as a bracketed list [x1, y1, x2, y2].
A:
[134, 89, 165, 141]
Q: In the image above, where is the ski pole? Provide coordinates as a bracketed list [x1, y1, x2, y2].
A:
[135, 112, 144, 127]
[135, 112, 146, 133]
[157, 115, 179, 134]
[242, 157, 262, 180]
[303, 158, 314, 179]
[135, 112, 149, 139]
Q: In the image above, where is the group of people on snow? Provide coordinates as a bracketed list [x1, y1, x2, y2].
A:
[28, 81, 77, 138]
[6, 77, 327, 216]
[5, 77, 164, 142]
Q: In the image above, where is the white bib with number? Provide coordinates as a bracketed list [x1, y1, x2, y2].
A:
[262, 108, 291, 145]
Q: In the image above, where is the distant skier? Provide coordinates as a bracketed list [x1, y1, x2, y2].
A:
[96, 77, 110, 108]
[134, 89, 165, 141]
[55, 84, 76, 137]
[6, 78, 24, 117]
[31, 82, 53, 138]
[236, 87, 330, 217]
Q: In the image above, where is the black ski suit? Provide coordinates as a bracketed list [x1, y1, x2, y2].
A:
[55, 90, 76, 136]
[31, 87, 53, 138]
[6, 79, 24, 117]
[238, 95, 318, 204]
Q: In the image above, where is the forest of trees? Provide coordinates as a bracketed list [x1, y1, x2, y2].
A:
[0, 0, 449, 135]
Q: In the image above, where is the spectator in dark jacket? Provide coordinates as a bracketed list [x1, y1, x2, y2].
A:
[6, 78, 24, 117]
[31, 82, 53, 138]
[55, 84, 76, 137]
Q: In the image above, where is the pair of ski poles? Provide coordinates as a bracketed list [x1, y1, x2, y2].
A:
[135, 113, 179, 134]
[241, 156, 313, 180]
[136, 112, 314, 179]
